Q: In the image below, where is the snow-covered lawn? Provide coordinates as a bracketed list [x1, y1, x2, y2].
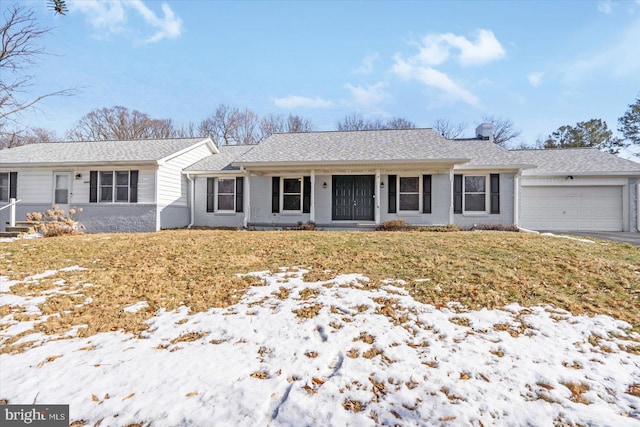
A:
[1, 267, 639, 426]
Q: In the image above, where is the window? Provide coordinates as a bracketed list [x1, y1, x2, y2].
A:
[217, 178, 235, 211]
[206, 177, 244, 213]
[283, 178, 302, 211]
[464, 175, 486, 212]
[399, 177, 420, 211]
[90, 170, 138, 203]
[0, 172, 17, 202]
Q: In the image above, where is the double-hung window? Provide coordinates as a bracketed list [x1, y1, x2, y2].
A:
[282, 178, 302, 212]
[0, 172, 17, 202]
[464, 176, 487, 212]
[398, 177, 420, 211]
[90, 170, 138, 203]
[206, 177, 244, 213]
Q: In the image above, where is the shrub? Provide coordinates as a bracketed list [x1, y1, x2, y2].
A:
[375, 219, 408, 231]
[289, 221, 317, 231]
[26, 206, 84, 237]
[416, 224, 460, 232]
[462, 223, 519, 232]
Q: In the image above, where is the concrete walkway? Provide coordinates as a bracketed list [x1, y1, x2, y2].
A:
[551, 231, 640, 247]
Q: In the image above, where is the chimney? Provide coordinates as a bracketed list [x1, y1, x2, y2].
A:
[476, 123, 494, 143]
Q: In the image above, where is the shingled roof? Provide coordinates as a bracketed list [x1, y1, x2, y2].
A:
[0, 138, 214, 167]
[511, 148, 640, 175]
[184, 145, 255, 172]
[233, 129, 521, 167]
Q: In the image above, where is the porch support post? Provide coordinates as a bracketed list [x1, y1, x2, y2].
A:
[10, 198, 16, 227]
[448, 169, 454, 225]
[375, 169, 381, 225]
[243, 167, 250, 228]
[310, 170, 316, 223]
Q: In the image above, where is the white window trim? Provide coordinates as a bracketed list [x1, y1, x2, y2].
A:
[281, 176, 303, 214]
[397, 175, 421, 214]
[98, 170, 132, 203]
[462, 174, 490, 215]
[215, 177, 236, 213]
[0, 172, 10, 202]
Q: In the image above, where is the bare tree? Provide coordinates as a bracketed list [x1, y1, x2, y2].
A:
[259, 113, 315, 140]
[432, 118, 467, 139]
[480, 115, 521, 147]
[66, 106, 179, 141]
[337, 113, 415, 131]
[0, 126, 58, 149]
[0, 5, 74, 136]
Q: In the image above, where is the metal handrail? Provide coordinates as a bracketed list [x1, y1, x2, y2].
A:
[0, 198, 21, 212]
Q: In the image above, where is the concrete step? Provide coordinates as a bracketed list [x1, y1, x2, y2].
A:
[0, 231, 22, 238]
[5, 226, 32, 233]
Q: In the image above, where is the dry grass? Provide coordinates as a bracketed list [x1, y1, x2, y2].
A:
[1, 229, 639, 353]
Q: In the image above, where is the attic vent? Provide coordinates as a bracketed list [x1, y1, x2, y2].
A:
[476, 123, 494, 142]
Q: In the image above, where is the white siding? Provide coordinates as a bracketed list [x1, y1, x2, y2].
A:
[72, 166, 156, 204]
[157, 143, 213, 208]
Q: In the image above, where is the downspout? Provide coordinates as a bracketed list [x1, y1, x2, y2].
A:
[513, 170, 522, 227]
[241, 166, 250, 228]
[637, 183, 639, 232]
[186, 173, 195, 229]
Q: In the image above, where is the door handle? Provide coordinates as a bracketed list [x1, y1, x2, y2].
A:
[353, 200, 357, 207]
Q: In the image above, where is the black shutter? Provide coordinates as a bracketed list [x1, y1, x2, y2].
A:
[206, 177, 214, 212]
[272, 177, 280, 213]
[302, 176, 311, 213]
[422, 175, 431, 214]
[9, 172, 17, 199]
[454, 174, 463, 214]
[235, 176, 244, 213]
[490, 174, 500, 214]
[129, 170, 138, 203]
[89, 171, 98, 203]
[388, 175, 397, 213]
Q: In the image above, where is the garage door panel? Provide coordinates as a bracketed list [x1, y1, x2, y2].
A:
[521, 186, 622, 232]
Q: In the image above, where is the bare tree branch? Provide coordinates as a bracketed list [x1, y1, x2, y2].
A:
[432, 118, 467, 139]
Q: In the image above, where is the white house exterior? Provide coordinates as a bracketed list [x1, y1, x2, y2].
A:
[0, 137, 217, 232]
[2, 129, 640, 233]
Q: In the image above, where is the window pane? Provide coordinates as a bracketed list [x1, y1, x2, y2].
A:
[465, 176, 485, 192]
[465, 194, 486, 211]
[218, 194, 235, 211]
[116, 187, 129, 202]
[116, 171, 129, 186]
[100, 172, 113, 185]
[283, 178, 301, 194]
[399, 194, 419, 211]
[0, 173, 8, 201]
[100, 187, 113, 202]
[283, 195, 301, 211]
[399, 177, 419, 193]
[218, 178, 235, 194]
[55, 189, 68, 204]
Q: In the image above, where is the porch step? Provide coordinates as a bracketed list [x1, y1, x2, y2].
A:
[0, 221, 38, 239]
[0, 231, 22, 238]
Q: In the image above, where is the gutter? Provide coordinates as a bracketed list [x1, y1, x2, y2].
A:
[186, 172, 195, 229]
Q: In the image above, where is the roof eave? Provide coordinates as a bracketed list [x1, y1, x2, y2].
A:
[233, 158, 471, 168]
[522, 170, 640, 177]
[0, 160, 159, 168]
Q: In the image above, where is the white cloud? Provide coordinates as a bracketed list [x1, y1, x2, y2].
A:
[273, 96, 334, 109]
[527, 72, 544, 87]
[345, 82, 388, 107]
[391, 57, 479, 106]
[70, 0, 182, 44]
[598, 1, 614, 14]
[353, 53, 379, 74]
[414, 29, 506, 67]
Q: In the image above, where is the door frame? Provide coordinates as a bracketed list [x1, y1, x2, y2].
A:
[331, 175, 375, 221]
[52, 171, 72, 210]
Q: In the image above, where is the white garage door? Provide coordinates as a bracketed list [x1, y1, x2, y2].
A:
[521, 186, 623, 231]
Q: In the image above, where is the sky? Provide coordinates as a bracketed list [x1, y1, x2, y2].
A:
[2, 262, 639, 425]
[8, 0, 640, 151]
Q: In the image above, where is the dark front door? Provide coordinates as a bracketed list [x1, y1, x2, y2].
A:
[332, 175, 374, 221]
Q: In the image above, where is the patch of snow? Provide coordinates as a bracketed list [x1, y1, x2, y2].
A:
[0, 268, 638, 426]
[541, 232, 597, 244]
[123, 301, 149, 313]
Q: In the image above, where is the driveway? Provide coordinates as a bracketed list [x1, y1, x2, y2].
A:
[549, 231, 640, 247]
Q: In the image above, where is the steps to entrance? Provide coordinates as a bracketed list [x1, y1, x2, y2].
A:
[0, 221, 38, 239]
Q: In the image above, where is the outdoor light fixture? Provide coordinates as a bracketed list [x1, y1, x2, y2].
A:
[322, 182, 327, 189]
[75, 173, 82, 180]
[381, 181, 385, 189]
[566, 175, 574, 180]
